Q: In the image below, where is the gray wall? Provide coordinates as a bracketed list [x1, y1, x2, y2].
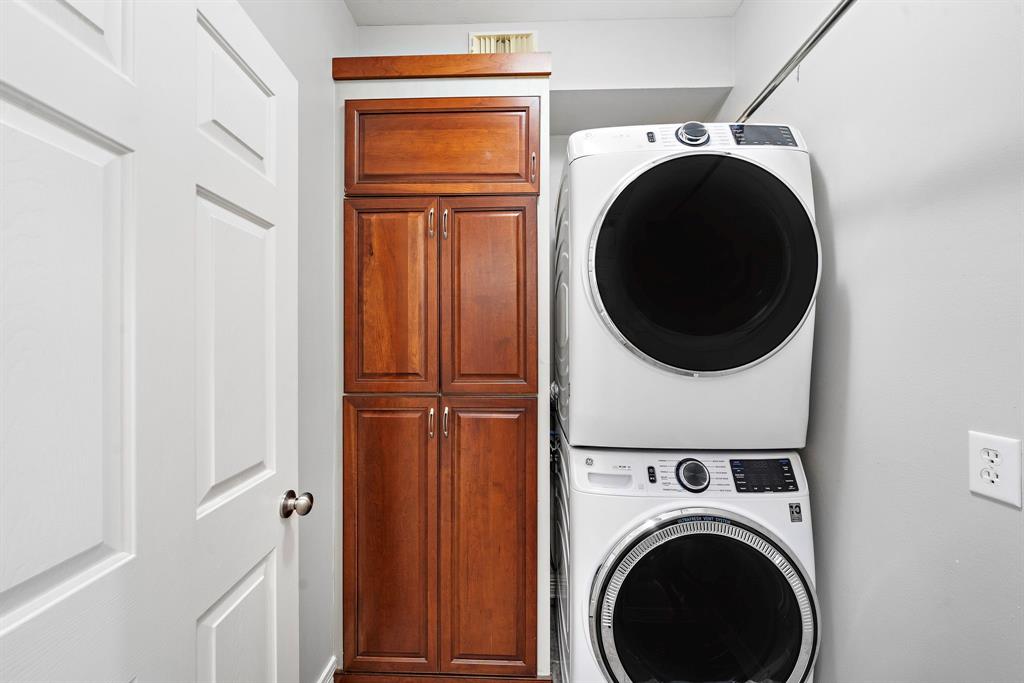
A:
[720, 1, 1024, 680]
[239, 2, 357, 681]
[355, 18, 733, 91]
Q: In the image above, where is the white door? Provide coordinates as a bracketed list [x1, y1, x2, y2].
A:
[0, 1, 300, 681]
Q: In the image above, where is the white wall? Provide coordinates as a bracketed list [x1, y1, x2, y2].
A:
[356, 18, 733, 91]
[239, 3, 357, 682]
[720, 1, 1024, 680]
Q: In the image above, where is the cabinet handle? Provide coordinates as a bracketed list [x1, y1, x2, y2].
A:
[530, 152, 537, 183]
[428, 208, 435, 238]
[442, 406, 449, 438]
[442, 209, 448, 240]
[428, 408, 435, 439]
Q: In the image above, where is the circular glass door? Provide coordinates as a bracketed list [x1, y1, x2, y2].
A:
[591, 512, 818, 683]
[590, 154, 819, 373]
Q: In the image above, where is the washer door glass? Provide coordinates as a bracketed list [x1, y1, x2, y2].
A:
[592, 154, 818, 372]
[594, 517, 817, 683]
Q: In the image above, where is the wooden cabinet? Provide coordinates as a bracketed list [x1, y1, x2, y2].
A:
[344, 196, 536, 394]
[441, 197, 537, 394]
[440, 398, 537, 675]
[345, 97, 540, 196]
[344, 197, 439, 393]
[343, 396, 439, 673]
[343, 396, 536, 676]
[341, 91, 541, 681]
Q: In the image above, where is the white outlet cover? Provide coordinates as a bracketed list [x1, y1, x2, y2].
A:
[968, 431, 1022, 508]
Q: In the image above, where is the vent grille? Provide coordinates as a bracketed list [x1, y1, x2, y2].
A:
[469, 31, 537, 54]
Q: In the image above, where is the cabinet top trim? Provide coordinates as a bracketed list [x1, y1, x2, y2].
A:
[332, 53, 552, 81]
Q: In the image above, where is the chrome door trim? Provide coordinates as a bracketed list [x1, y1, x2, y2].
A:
[584, 150, 822, 377]
[588, 506, 820, 683]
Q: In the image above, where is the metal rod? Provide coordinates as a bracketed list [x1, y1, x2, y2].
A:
[737, 0, 859, 122]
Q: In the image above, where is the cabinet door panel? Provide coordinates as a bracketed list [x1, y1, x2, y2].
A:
[343, 396, 439, 672]
[441, 197, 537, 394]
[440, 398, 537, 676]
[344, 198, 438, 393]
[345, 97, 540, 196]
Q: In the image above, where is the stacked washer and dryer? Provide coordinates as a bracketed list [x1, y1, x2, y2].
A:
[551, 122, 822, 683]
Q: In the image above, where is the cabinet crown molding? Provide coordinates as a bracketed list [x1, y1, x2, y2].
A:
[333, 53, 552, 81]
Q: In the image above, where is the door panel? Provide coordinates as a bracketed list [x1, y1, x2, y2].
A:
[343, 396, 440, 673]
[191, 3, 299, 681]
[441, 197, 537, 394]
[345, 97, 540, 196]
[0, 1, 299, 680]
[440, 398, 537, 676]
[344, 197, 439, 393]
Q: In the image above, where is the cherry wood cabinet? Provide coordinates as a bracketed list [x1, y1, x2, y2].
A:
[344, 196, 536, 394]
[441, 197, 537, 394]
[440, 398, 537, 675]
[341, 93, 541, 681]
[343, 396, 536, 676]
[345, 97, 540, 196]
[344, 198, 439, 393]
[343, 396, 439, 673]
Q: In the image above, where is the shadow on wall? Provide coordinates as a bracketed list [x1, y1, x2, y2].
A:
[803, 154, 853, 683]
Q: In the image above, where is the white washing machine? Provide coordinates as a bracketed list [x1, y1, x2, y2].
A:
[554, 122, 820, 449]
[551, 431, 819, 683]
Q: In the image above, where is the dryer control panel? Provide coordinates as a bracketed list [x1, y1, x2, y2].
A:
[565, 121, 808, 163]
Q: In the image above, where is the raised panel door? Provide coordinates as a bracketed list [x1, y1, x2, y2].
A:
[441, 196, 537, 394]
[344, 197, 439, 393]
[343, 396, 440, 673]
[0, 2, 300, 680]
[345, 97, 540, 196]
[439, 398, 537, 676]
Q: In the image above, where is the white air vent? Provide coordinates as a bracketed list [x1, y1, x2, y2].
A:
[469, 31, 537, 54]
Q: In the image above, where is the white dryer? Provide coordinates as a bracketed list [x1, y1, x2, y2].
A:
[554, 122, 820, 449]
[551, 431, 819, 683]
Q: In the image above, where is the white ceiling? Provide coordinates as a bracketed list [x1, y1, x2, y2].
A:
[344, 0, 743, 26]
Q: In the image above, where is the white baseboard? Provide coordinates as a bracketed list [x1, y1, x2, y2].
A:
[315, 655, 338, 683]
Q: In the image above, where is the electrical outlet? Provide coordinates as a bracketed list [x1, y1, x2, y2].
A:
[968, 431, 1022, 508]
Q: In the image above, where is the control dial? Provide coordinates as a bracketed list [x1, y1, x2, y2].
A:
[676, 458, 710, 493]
[675, 121, 710, 146]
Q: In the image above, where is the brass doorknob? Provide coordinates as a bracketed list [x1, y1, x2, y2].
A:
[280, 490, 314, 518]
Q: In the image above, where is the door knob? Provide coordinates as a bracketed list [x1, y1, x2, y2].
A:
[280, 490, 314, 518]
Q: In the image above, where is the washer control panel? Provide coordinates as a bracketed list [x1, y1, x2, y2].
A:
[563, 447, 807, 498]
[730, 458, 800, 493]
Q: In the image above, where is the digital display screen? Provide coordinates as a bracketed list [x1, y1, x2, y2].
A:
[730, 458, 799, 493]
[730, 124, 798, 147]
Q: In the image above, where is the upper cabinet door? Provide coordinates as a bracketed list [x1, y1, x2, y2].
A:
[441, 197, 538, 394]
[344, 197, 439, 393]
[345, 97, 541, 196]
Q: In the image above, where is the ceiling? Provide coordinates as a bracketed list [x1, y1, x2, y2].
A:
[344, 0, 743, 26]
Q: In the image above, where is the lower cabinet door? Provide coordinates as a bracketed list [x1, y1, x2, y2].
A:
[439, 397, 537, 676]
[343, 395, 440, 673]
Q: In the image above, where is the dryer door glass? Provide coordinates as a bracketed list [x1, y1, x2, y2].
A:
[592, 154, 818, 372]
[593, 516, 817, 683]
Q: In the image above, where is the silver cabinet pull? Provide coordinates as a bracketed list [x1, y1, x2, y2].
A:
[428, 207, 435, 238]
[530, 152, 537, 183]
[428, 407, 435, 438]
[442, 209, 449, 239]
[280, 490, 314, 518]
[442, 406, 449, 437]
